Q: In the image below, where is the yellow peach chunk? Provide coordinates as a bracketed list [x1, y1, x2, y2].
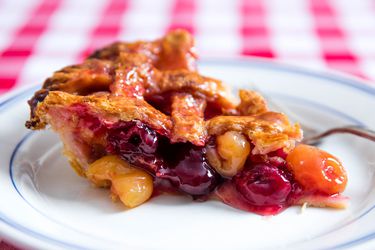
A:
[87, 155, 153, 208]
[286, 144, 347, 195]
[214, 131, 251, 177]
[87, 155, 135, 187]
[111, 171, 154, 208]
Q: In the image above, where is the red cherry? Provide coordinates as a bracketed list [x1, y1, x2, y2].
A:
[234, 163, 292, 206]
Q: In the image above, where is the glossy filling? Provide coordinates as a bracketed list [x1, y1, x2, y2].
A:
[72, 103, 346, 215]
[106, 120, 220, 197]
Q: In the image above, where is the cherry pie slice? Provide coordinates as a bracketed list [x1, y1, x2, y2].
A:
[26, 30, 348, 215]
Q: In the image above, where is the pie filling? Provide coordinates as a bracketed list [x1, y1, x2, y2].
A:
[107, 120, 220, 197]
[25, 30, 348, 215]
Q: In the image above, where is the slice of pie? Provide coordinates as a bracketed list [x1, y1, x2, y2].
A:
[25, 30, 348, 215]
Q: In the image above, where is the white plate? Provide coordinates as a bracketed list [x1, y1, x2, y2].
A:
[1, 58, 375, 250]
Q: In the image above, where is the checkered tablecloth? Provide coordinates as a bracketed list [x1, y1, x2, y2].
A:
[1, 0, 375, 248]
[1, 0, 375, 97]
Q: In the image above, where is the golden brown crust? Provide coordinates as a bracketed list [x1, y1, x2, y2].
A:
[32, 90, 301, 155]
[89, 29, 196, 71]
[237, 89, 268, 115]
[151, 70, 235, 111]
[171, 93, 207, 146]
[43, 59, 113, 94]
[207, 112, 302, 154]
[27, 30, 196, 122]
[26, 31, 234, 130]
[155, 29, 197, 71]
[26, 29, 302, 164]
[34, 91, 173, 134]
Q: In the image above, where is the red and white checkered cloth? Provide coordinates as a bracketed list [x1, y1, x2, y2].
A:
[1, 0, 375, 248]
[1, 0, 375, 97]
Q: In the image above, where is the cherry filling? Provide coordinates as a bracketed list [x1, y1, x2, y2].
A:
[104, 120, 303, 213]
[215, 147, 307, 215]
[71, 106, 344, 214]
[105, 120, 304, 214]
[106, 120, 220, 197]
[234, 164, 292, 207]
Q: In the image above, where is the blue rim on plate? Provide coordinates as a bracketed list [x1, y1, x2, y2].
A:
[1, 58, 375, 249]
